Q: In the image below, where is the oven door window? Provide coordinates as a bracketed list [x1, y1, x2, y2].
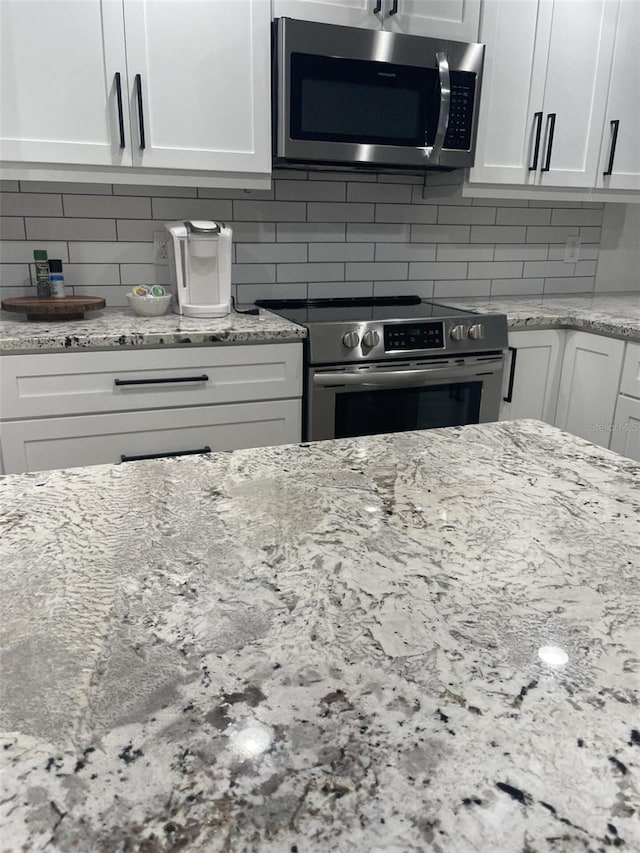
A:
[290, 53, 438, 147]
[334, 382, 482, 439]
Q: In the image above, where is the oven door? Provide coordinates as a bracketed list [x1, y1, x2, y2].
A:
[307, 355, 503, 441]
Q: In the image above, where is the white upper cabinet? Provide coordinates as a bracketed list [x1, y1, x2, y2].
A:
[123, 0, 270, 173]
[382, 0, 480, 43]
[596, 0, 640, 191]
[272, 0, 383, 29]
[0, 0, 131, 167]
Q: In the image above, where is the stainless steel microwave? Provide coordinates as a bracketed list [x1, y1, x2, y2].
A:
[272, 18, 485, 171]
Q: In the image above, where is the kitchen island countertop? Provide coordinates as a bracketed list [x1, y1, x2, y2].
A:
[439, 292, 640, 341]
[1, 420, 639, 852]
[0, 306, 306, 352]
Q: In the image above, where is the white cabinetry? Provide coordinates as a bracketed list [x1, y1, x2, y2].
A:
[470, 0, 617, 190]
[555, 331, 625, 448]
[499, 330, 565, 424]
[0, 343, 303, 474]
[0, 0, 270, 186]
[611, 341, 640, 461]
[271, 0, 480, 41]
[596, 0, 640, 191]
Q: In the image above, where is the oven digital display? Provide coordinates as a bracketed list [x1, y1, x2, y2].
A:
[384, 322, 444, 351]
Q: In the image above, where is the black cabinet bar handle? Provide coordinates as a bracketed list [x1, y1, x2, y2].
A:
[529, 111, 543, 171]
[503, 346, 517, 403]
[114, 374, 209, 387]
[134, 73, 146, 150]
[388, 0, 399, 14]
[121, 446, 211, 463]
[373, 0, 382, 12]
[541, 113, 556, 172]
[114, 72, 125, 149]
[603, 119, 620, 176]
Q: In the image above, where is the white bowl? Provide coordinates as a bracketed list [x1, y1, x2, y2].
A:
[126, 293, 172, 317]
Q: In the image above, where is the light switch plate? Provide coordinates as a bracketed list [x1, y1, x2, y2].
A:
[564, 235, 581, 263]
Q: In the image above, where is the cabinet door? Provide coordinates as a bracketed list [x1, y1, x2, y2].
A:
[382, 0, 480, 43]
[0, 0, 132, 167]
[610, 395, 640, 461]
[555, 332, 625, 448]
[123, 0, 270, 173]
[468, 0, 550, 186]
[1, 400, 302, 474]
[536, 0, 618, 188]
[272, 0, 382, 29]
[499, 330, 565, 424]
[619, 341, 640, 400]
[596, 0, 640, 191]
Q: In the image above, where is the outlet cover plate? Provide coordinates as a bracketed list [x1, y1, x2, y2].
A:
[153, 231, 169, 266]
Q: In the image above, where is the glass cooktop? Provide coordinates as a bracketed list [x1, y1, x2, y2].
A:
[255, 296, 473, 325]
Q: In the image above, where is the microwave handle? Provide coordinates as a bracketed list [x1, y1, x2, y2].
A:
[424, 51, 451, 164]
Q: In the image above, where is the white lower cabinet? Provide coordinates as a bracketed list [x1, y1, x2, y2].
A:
[555, 331, 625, 448]
[499, 329, 565, 424]
[0, 343, 303, 474]
[610, 396, 640, 461]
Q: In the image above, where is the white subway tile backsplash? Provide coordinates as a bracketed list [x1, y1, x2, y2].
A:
[434, 280, 491, 297]
[0, 263, 31, 286]
[346, 262, 408, 280]
[277, 223, 345, 242]
[277, 262, 344, 282]
[309, 243, 374, 262]
[470, 226, 526, 243]
[0, 192, 62, 216]
[467, 261, 523, 279]
[496, 207, 551, 226]
[375, 243, 436, 262]
[237, 243, 307, 264]
[26, 217, 116, 241]
[411, 224, 470, 243]
[0, 284, 35, 300]
[348, 223, 410, 242]
[347, 183, 412, 203]
[236, 282, 308, 303]
[438, 206, 496, 225]
[409, 262, 467, 280]
[276, 181, 345, 201]
[436, 244, 494, 261]
[308, 202, 374, 222]
[64, 194, 151, 219]
[0, 217, 26, 240]
[1, 177, 604, 304]
[1, 241, 69, 263]
[376, 204, 437, 224]
[494, 243, 548, 261]
[73, 285, 131, 306]
[153, 197, 232, 221]
[69, 242, 153, 263]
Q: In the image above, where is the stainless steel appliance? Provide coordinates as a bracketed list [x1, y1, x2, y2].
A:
[273, 18, 485, 171]
[256, 296, 508, 442]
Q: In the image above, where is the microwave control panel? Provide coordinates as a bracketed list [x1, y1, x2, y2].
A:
[384, 322, 444, 351]
[444, 71, 476, 151]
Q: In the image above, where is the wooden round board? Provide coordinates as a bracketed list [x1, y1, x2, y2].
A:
[1, 296, 106, 321]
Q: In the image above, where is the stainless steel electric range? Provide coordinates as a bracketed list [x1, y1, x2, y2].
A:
[256, 296, 508, 442]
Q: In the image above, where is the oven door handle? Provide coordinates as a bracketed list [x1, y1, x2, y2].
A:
[424, 50, 451, 164]
[313, 363, 500, 388]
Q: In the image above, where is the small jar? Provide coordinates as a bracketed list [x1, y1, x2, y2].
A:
[48, 259, 66, 298]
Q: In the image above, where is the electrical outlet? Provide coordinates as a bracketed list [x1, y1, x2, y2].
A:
[153, 231, 169, 265]
[564, 235, 581, 263]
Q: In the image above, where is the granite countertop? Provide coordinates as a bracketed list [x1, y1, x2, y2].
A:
[0, 307, 306, 352]
[440, 292, 640, 341]
[1, 420, 639, 852]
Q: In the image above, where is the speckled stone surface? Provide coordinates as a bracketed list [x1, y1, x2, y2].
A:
[1, 420, 639, 852]
[0, 307, 306, 352]
[439, 292, 640, 341]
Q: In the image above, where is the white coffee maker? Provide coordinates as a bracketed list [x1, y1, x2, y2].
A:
[165, 220, 232, 318]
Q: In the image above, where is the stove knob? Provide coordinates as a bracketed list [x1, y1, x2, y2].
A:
[342, 330, 360, 349]
[468, 323, 485, 341]
[362, 330, 380, 348]
[450, 324, 466, 341]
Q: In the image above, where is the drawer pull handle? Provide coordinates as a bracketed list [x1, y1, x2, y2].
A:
[114, 374, 209, 387]
[121, 446, 211, 463]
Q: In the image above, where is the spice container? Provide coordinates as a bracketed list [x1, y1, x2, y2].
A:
[48, 259, 66, 298]
[33, 250, 50, 297]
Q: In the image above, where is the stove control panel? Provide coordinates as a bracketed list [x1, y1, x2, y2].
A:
[384, 322, 444, 351]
